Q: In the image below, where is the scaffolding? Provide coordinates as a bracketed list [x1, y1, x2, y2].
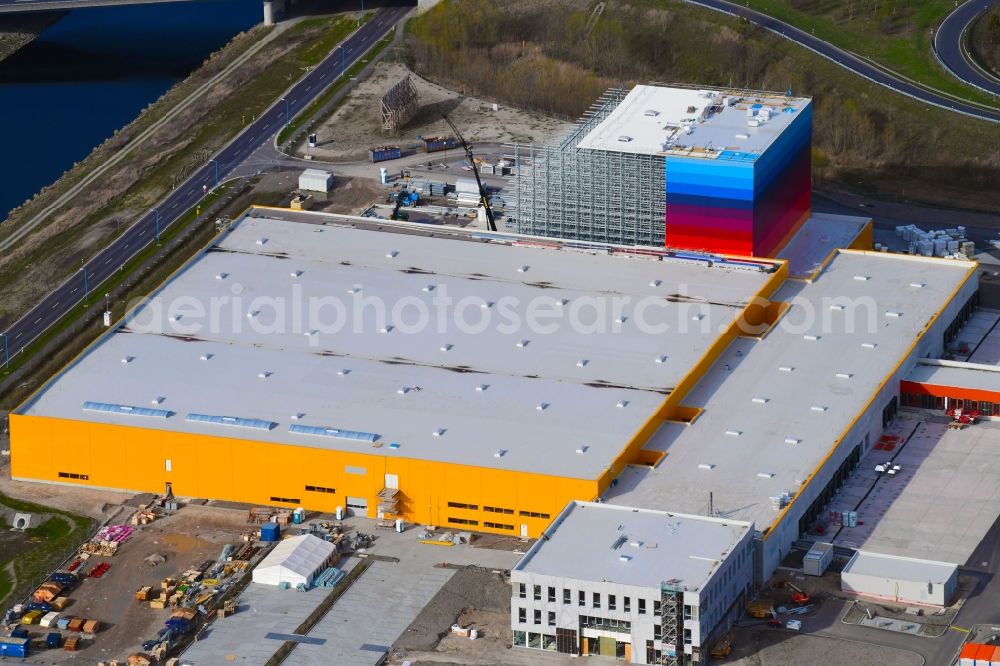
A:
[660, 579, 684, 666]
[381, 76, 418, 133]
[506, 88, 666, 247]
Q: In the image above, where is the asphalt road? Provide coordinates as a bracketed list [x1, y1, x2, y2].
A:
[935, 0, 1000, 97]
[684, 0, 1000, 123]
[0, 6, 410, 370]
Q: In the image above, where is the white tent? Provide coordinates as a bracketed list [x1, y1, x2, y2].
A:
[252, 534, 335, 588]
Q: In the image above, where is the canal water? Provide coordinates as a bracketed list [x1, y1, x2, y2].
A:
[0, 0, 260, 222]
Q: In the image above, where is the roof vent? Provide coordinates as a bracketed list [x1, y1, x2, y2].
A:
[655, 355, 667, 364]
[725, 430, 742, 437]
[199, 353, 213, 361]
[304, 329, 317, 337]
[291, 413, 304, 420]
[337, 368, 350, 376]
[347, 285, 361, 294]
[379, 325, 394, 333]
[853, 275, 871, 281]
[692, 313, 705, 321]
[835, 372, 853, 379]
[494, 448, 507, 458]
[151, 397, 165, 405]
[698, 463, 716, 470]
[386, 250, 399, 258]
[256, 237, 267, 246]
[397, 386, 411, 395]
[433, 428, 446, 437]
[169, 314, 182, 322]
[290, 270, 303, 278]
[778, 366, 794, 372]
[735, 133, 749, 140]
[121, 356, 134, 364]
[480, 300, 494, 310]
[616, 400, 629, 408]
[784, 437, 802, 445]
[215, 272, 228, 280]
[886, 311, 903, 318]
[617, 135, 633, 143]
[576, 445, 589, 454]
[619, 554, 633, 562]
[246, 310, 259, 319]
[616, 316, 628, 324]
[861, 342, 877, 349]
[757, 472, 775, 479]
[440, 343, 453, 352]
[559, 298, 570, 306]
[258, 371, 271, 379]
[536, 403, 549, 411]
[804, 334, 820, 341]
[475, 384, 489, 392]
[830, 304, 846, 311]
[810, 405, 828, 412]
[577, 359, 589, 367]
[422, 284, 436, 292]
[644, 109, 659, 117]
[909, 282, 925, 288]
[516, 339, 530, 348]
[518, 265, 530, 273]
[650, 279, 662, 287]
[751, 397, 769, 404]
[388, 442, 400, 449]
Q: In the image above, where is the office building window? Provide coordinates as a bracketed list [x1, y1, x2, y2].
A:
[518, 607, 526, 623]
[534, 609, 541, 625]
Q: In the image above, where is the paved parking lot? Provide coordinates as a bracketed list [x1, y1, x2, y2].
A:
[829, 419, 1000, 564]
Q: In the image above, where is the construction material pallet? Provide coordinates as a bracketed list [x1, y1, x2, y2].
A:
[88, 563, 112, 578]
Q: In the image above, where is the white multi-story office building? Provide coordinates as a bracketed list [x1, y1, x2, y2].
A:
[511, 502, 753, 664]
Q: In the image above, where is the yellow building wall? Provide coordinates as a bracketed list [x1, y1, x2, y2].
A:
[10, 414, 596, 538]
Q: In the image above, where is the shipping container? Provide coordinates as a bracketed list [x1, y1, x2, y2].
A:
[82, 619, 101, 634]
[368, 146, 401, 163]
[45, 633, 61, 649]
[21, 610, 42, 625]
[56, 618, 71, 630]
[422, 136, 457, 153]
[165, 617, 191, 634]
[0, 636, 29, 658]
[260, 522, 280, 542]
[803, 542, 833, 576]
[39, 611, 60, 627]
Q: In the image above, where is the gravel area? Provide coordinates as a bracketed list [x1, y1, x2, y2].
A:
[723, 630, 923, 666]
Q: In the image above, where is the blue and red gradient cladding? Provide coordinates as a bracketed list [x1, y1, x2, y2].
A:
[665, 103, 812, 257]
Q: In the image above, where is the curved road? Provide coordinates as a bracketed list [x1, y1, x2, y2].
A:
[935, 0, 1000, 97]
[684, 0, 1000, 122]
[0, 6, 410, 373]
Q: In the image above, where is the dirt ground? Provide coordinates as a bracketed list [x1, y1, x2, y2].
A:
[300, 62, 575, 162]
[0, 457, 132, 522]
[391, 566, 515, 666]
[19, 504, 249, 665]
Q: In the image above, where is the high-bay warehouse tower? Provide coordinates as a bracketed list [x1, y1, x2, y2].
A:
[509, 84, 812, 257]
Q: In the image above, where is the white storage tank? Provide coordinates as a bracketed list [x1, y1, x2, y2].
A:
[299, 168, 334, 193]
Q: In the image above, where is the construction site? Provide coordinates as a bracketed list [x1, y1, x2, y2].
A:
[4, 76, 1000, 666]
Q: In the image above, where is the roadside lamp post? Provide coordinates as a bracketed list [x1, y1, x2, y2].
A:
[210, 159, 220, 189]
[281, 97, 290, 127]
[81, 266, 89, 304]
[1, 332, 8, 371]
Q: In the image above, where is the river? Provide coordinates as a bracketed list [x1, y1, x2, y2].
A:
[0, 0, 261, 222]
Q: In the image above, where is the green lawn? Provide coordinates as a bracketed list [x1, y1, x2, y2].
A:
[0, 493, 93, 610]
[726, 0, 1000, 106]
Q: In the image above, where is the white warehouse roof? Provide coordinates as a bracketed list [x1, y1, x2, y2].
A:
[514, 501, 752, 590]
[607, 250, 974, 533]
[575, 84, 810, 158]
[842, 550, 957, 585]
[19, 212, 773, 480]
[252, 534, 335, 587]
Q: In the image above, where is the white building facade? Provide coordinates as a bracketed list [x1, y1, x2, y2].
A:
[511, 502, 754, 664]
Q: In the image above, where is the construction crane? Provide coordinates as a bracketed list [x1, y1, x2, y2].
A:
[441, 114, 497, 232]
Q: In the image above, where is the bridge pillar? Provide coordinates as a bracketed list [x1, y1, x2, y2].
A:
[263, 0, 284, 25]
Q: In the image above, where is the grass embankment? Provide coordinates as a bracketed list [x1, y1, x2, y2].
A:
[0, 15, 359, 330]
[970, 7, 1000, 78]
[406, 0, 1000, 212]
[279, 28, 395, 146]
[0, 180, 289, 410]
[0, 492, 93, 610]
[679, 0, 998, 106]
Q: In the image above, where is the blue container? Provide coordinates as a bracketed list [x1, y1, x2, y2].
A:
[10, 628, 28, 639]
[260, 522, 280, 542]
[0, 636, 29, 658]
[369, 146, 401, 163]
[45, 633, 61, 649]
[56, 618, 71, 630]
